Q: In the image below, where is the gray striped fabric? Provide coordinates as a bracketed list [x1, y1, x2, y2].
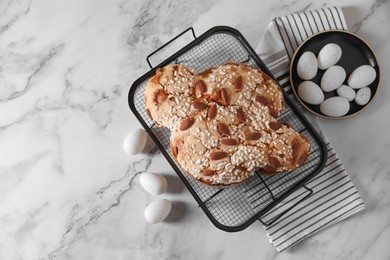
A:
[254, 6, 365, 252]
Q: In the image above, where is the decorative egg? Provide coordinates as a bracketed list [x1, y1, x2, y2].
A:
[144, 199, 172, 224]
[297, 81, 324, 105]
[320, 97, 350, 117]
[140, 172, 168, 195]
[320, 66, 346, 92]
[348, 65, 376, 89]
[123, 129, 147, 155]
[355, 87, 371, 106]
[336, 85, 356, 101]
[297, 51, 318, 80]
[317, 43, 342, 70]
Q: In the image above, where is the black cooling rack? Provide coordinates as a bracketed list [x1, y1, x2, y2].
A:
[129, 26, 327, 232]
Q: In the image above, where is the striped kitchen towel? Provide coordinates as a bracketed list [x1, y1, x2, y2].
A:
[254, 6, 365, 252]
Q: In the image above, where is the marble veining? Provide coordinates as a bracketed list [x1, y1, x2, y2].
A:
[350, 0, 387, 33]
[0, 0, 389, 259]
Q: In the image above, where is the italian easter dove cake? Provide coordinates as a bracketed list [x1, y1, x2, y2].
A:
[145, 62, 310, 186]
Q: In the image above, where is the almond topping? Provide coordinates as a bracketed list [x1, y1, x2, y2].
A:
[217, 123, 230, 135]
[270, 110, 278, 118]
[236, 165, 246, 171]
[269, 121, 283, 131]
[269, 156, 281, 168]
[255, 95, 269, 106]
[152, 68, 163, 83]
[236, 108, 246, 123]
[180, 117, 195, 131]
[246, 132, 261, 140]
[233, 76, 243, 90]
[196, 80, 207, 93]
[221, 138, 238, 146]
[156, 68, 163, 75]
[201, 169, 215, 176]
[210, 151, 228, 160]
[221, 88, 229, 105]
[172, 146, 179, 157]
[207, 105, 217, 120]
[261, 165, 276, 174]
[146, 109, 153, 120]
[192, 101, 208, 110]
[156, 91, 168, 104]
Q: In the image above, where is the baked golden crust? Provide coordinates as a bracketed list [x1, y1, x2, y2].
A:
[145, 63, 310, 186]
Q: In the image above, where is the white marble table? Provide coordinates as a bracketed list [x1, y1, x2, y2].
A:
[1, 0, 389, 259]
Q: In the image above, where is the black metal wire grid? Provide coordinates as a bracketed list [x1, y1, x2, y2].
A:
[130, 28, 326, 231]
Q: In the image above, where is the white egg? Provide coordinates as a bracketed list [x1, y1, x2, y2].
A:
[144, 199, 172, 224]
[355, 87, 371, 106]
[348, 65, 376, 89]
[123, 129, 147, 155]
[317, 43, 342, 70]
[336, 85, 356, 101]
[297, 51, 318, 80]
[320, 66, 346, 92]
[320, 97, 350, 117]
[297, 81, 324, 105]
[140, 172, 168, 195]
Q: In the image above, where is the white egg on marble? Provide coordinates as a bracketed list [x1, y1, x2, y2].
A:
[355, 87, 371, 106]
[320, 66, 346, 92]
[336, 85, 356, 101]
[297, 81, 324, 105]
[297, 51, 318, 80]
[320, 97, 350, 117]
[123, 128, 147, 155]
[317, 43, 342, 70]
[144, 199, 172, 224]
[348, 65, 376, 89]
[140, 172, 168, 195]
